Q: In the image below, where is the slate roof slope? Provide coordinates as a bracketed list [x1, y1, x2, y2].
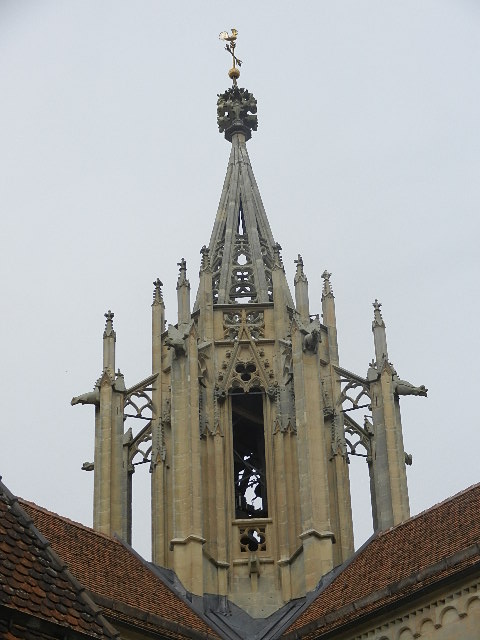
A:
[19, 499, 220, 640]
[0, 479, 117, 640]
[283, 483, 480, 639]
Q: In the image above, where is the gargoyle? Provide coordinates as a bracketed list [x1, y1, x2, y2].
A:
[164, 324, 187, 356]
[71, 389, 100, 406]
[393, 375, 428, 397]
[214, 386, 227, 403]
[298, 316, 321, 354]
[303, 327, 320, 353]
[266, 384, 277, 400]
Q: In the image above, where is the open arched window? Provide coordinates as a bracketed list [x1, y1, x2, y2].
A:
[231, 388, 268, 518]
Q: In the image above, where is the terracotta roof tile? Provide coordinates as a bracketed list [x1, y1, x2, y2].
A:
[19, 499, 220, 639]
[284, 483, 480, 638]
[0, 481, 117, 639]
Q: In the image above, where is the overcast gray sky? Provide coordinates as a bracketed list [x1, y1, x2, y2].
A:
[1, 1, 479, 559]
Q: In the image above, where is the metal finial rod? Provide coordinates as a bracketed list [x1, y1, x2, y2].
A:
[219, 28, 242, 86]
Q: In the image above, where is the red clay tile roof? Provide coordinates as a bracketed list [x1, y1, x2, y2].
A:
[19, 499, 220, 640]
[0, 481, 116, 639]
[283, 483, 480, 638]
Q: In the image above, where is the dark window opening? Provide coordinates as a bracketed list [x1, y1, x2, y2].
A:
[237, 202, 247, 236]
[239, 526, 266, 552]
[232, 390, 268, 518]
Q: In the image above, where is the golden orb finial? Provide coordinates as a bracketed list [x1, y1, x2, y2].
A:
[219, 28, 242, 86]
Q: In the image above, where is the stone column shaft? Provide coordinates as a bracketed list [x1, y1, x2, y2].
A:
[292, 324, 334, 590]
[322, 279, 354, 560]
[151, 282, 166, 565]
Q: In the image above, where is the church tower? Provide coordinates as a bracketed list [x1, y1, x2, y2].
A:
[72, 31, 427, 619]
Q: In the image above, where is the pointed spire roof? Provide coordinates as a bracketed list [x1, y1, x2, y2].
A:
[197, 85, 292, 307]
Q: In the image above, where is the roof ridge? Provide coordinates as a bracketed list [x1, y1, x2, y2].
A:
[18, 497, 121, 544]
[377, 481, 480, 537]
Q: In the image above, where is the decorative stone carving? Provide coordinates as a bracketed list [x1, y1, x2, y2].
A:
[298, 316, 321, 353]
[103, 309, 116, 337]
[161, 396, 171, 426]
[214, 386, 227, 404]
[321, 270, 334, 299]
[367, 360, 427, 397]
[198, 353, 209, 387]
[366, 359, 379, 382]
[217, 86, 257, 142]
[176, 257, 189, 288]
[223, 310, 264, 340]
[152, 278, 163, 304]
[282, 342, 294, 385]
[164, 324, 187, 356]
[372, 298, 385, 328]
[336, 368, 372, 411]
[343, 414, 372, 460]
[128, 423, 153, 468]
[239, 525, 266, 553]
[393, 373, 428, 397]
[124, 385, 154, 419]
[303, 325, 320, 353]
[294, 254, 307, 284]
[121, 375, 157, 470]
[330, 412, 347, 458]
[200, 245, 210, 271]
[71, 389, 100, 406]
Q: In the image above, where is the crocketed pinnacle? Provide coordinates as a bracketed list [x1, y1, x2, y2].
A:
[176, 258, 190, 289]
[103, 310, 115, 338]
[294, 255, 307, 284]
[321, 270, 334, 299]
[372, 299, 385, 328]
[152, 278, 164, 305]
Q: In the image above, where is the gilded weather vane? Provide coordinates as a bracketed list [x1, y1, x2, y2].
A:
[219, 28, 242, 86]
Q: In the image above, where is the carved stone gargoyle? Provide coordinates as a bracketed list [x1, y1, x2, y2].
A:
[366, 360, 427, 397]
[214, 386, 227, 404]
[164, 324, 188, 356]
[301, 317, 321, 354]
[71, 389, 100, 406]
[392, 374, 428, 397]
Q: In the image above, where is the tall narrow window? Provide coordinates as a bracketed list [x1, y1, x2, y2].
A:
[232, 390, 268, 518]
[237, 201, 247, 236]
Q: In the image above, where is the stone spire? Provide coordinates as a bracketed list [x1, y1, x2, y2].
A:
[198, 85, 293, 308]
